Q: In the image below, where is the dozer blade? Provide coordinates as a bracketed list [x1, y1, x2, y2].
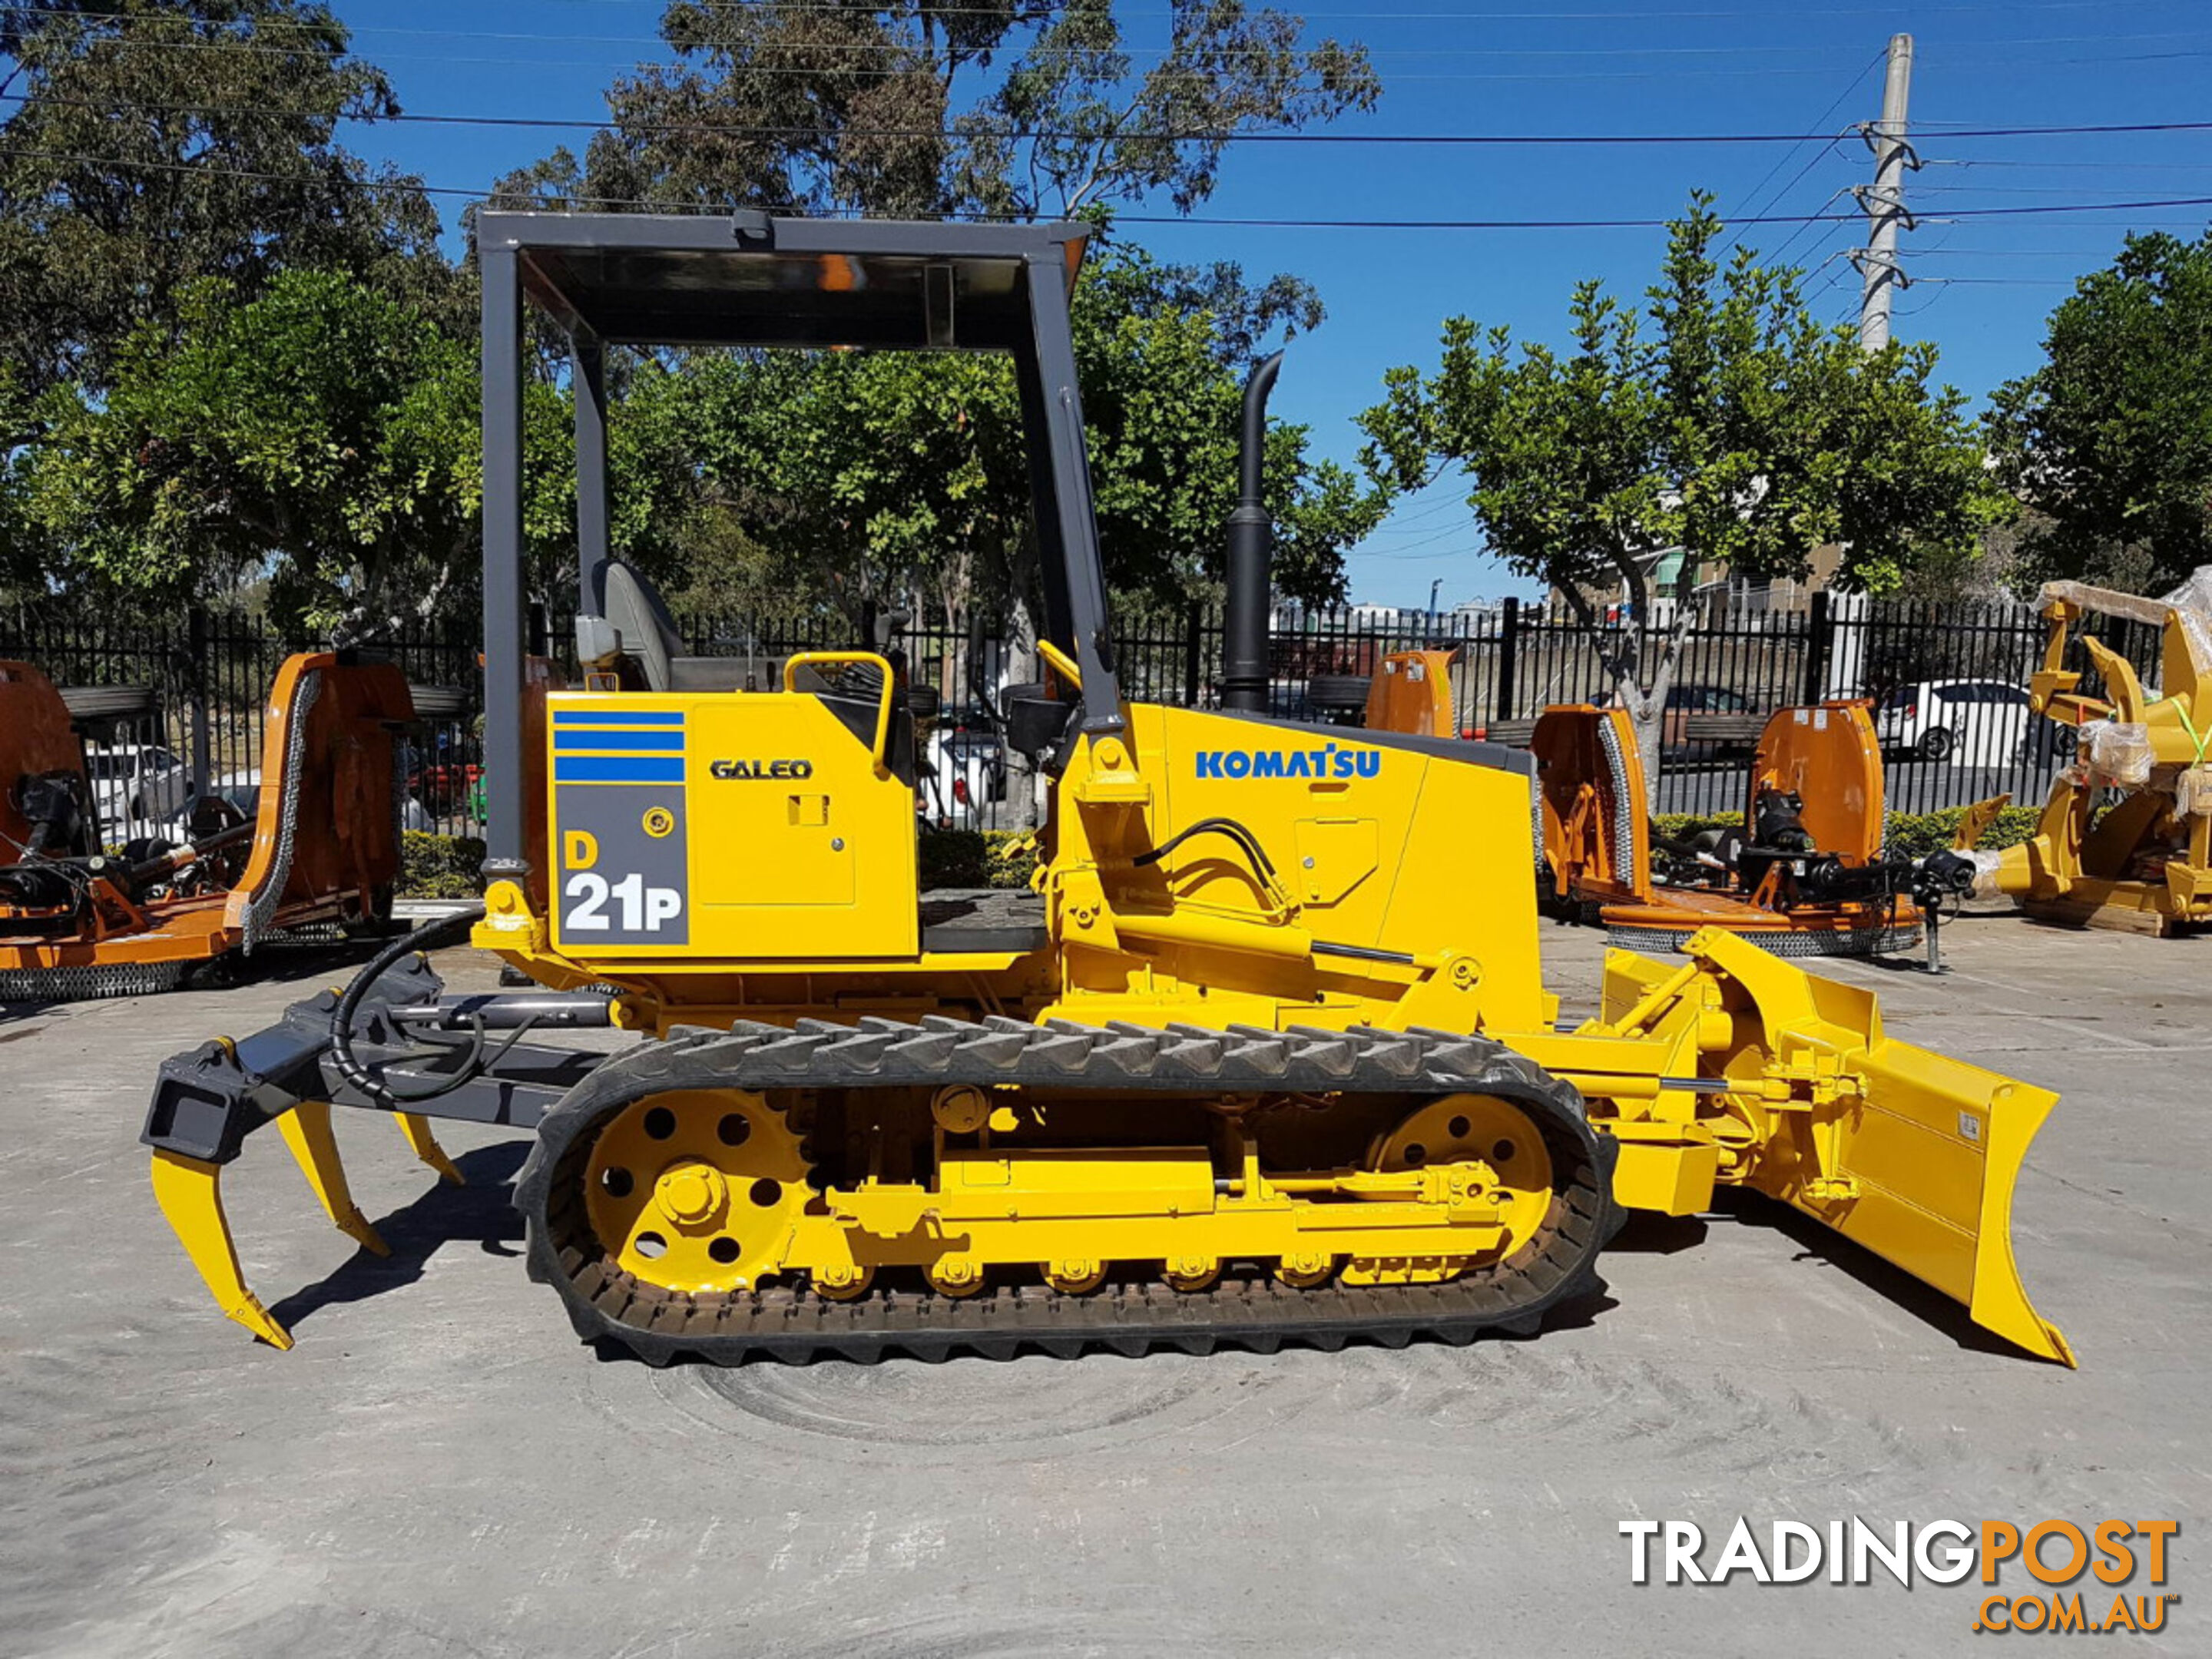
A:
[1603, 928, 2075, 1366]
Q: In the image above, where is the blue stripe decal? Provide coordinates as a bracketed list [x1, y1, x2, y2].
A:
[553, 730, 685, 752]
[554, 709, 684, 726]
[554, 757, 686, 783]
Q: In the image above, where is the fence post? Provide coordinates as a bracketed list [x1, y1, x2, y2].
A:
[186, 604, 212, 795]
[1801, 590, 1833, 705]
[1184, 602, 1204, 707]
[1495, 596, 1520, 724]
[528, 601, 549, 660]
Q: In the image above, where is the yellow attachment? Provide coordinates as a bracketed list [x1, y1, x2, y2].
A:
[276, 1101, 390, 1258]
[150, 1151, 293, 1350]
[1953, 793, 2014, 850]
[396, 1111, 465, 1185]
[582, 1089, 810, 1293]
[1596, 929, 2075, 1367]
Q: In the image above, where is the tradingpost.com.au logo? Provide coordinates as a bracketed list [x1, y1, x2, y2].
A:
[1621, 1517, 2180, 1635]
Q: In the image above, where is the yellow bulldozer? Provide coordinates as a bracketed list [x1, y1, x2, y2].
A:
[143, 214, 2071, 1367]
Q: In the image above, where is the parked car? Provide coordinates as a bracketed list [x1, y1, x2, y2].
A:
[406, 735, 485, 817]
[935, 703, 1008, 802]
[83, 741, 191, 834]
[919, 730, 998, 830]
[1661, 684, 1759, 757]
[1875, 679, 2039, 765]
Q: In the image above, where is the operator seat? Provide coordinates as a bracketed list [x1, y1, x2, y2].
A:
[601, 560, 780, 694]
[595, 558, 916, 785]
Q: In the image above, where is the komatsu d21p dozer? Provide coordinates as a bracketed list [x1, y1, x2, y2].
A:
[144, 215, 2071, 1366]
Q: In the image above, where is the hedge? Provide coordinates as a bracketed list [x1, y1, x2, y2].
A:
[919, 827, 1038, 890]
[1652, 804, 2041, 857]
[399, 831, 488, 899]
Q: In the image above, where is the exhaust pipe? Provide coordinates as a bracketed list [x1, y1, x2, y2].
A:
[1219, 351, 1284, 714]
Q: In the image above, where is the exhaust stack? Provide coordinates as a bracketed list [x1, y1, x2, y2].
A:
[1219, 351, 1283, 714]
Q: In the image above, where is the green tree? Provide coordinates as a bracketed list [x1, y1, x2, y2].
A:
[0, 1, 453, 399]
[488, 0, 1376, 224]
[480, 3, 1382, 634]
[651, 237, 1383, 665]
[19, 271, 688, 636]
[1988, 230, 2212, 594]
[1360, 197, 2008, 796]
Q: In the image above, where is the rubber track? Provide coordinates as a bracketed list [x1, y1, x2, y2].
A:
[515, 1016, 1623, 1366]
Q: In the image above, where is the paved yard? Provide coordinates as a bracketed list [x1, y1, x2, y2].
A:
[1, 912, 2204, 1657]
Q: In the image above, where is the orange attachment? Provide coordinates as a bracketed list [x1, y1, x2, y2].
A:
[0, 653, 415, 993]
[1363, 649, 1460, 739]
[1528, 700, 1922, 955]
[1530, 704, 1651, 905]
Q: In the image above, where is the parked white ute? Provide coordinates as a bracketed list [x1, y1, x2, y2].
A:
[82, 741, 191, 834]
[1874, 678, 2039, 765]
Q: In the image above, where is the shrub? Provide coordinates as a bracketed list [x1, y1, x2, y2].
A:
[919, 827, 1037, 890]
[399, 831, 487, 899]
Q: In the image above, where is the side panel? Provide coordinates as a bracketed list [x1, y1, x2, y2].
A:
[546, 691, 919, 960]
[1128, 704, 1547, 1031]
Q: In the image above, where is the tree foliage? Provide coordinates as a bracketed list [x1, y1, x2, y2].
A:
[633, 237, 1384, 637]
[488, 0, 1377, 223]
[2, 1, 1389, 637]
[16, 270, 695, 634]
[1988, 230, 2212, 594]
[17, 243, 1382, 638]
[1359, 197, 2008, 793]
[0, 1, 453, 397]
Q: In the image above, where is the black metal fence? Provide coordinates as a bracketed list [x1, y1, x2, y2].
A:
[0, 591, 2161, 840]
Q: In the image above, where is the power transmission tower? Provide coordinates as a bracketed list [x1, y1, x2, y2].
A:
[1851, 33, 1917, 349]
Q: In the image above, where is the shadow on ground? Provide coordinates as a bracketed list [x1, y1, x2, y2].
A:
[266, 1141, 528, 1336]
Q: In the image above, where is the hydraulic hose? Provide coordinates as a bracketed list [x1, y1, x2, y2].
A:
[327, 902, 486, 1108]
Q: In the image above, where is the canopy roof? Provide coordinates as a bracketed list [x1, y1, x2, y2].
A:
[475, 210, 1089, 352]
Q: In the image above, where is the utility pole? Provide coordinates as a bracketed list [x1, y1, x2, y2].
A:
[1853, 32, 1916, 351]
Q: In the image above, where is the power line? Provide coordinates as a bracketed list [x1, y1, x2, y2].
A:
[8, 143, 2210, 232]
[8, 5, 2210, 61]
[8, 90, 2212, 147]
[1715, 51, 1881, 251]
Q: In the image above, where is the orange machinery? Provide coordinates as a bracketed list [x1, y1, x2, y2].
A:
[1532, 699, 1972, 962]
[1362, 647, 1460, 737]
[0, 653, 415, 998]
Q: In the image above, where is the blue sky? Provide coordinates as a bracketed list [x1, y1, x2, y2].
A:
[339, 0, 2212, 608]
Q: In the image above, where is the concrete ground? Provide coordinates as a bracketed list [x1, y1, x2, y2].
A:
[1, 912, 2204, 1658]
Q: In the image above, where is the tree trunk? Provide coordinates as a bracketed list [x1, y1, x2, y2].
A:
[1558, 578, 1700, 815]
